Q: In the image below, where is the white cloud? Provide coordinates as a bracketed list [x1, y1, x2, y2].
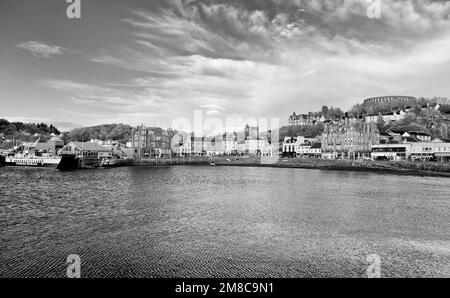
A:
[17, 41, 66, 58]
[32, 0, 450, 127]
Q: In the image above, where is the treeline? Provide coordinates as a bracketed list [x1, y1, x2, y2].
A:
[349, 97, 450, 115]
[280, 124, 325, 140]
[68, 124, 132, 143]
[0, 118, 60, 140]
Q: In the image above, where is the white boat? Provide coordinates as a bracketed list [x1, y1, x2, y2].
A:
[5, 138, 62, 168]
[5, 156, 61, 167]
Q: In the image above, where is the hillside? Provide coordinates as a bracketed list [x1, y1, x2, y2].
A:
[0, 118, 60, 142]
[68, 124, 133, 143]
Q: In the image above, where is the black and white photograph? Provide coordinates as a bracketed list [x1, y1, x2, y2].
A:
[0, 0, 449, 291]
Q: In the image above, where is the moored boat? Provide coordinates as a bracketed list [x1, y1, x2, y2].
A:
[5, 156, 61, 167]
[100, 157, 134, 168]
[3, 137, 63, 168]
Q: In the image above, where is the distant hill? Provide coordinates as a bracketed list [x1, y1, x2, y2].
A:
[68, 124, 133, 143]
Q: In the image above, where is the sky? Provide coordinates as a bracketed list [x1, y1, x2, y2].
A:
[1, 0, 450, 131]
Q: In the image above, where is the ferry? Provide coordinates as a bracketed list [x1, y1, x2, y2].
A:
[4, 137, 63, 168]
[5, 156, 61, 167]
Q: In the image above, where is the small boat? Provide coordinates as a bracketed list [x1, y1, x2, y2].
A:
[209, 161, 216, 167]
[100, 157, 133, 168]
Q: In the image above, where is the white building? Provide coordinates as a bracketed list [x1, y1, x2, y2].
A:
[365, 110, 406, 123]
[283, 136, 320, 156]
[296, 142, 311, 156]
[282, 137, 297, 156]
[402, 131, 432, 142]
[305, 143, 322, 157]
[371, 139, 450, 161]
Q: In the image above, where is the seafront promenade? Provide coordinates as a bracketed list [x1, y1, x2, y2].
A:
[124, 156, 450, 178]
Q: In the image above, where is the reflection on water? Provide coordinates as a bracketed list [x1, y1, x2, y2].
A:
[0, 166, 449, 277]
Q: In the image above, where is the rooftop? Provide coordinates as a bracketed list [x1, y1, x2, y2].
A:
[49, 136, 63, 142]
[68, 142, 111, 152]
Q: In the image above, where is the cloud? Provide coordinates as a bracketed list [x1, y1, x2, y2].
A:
[17, 41, 66, 58]
[27, 0, 450, 128]
[199, 104, 227, 111]
[42, 79, 112, 93]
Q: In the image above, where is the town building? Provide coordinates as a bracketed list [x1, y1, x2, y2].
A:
[303, 143, 321, 157]
[288, 112, 325, 126]
[241, 125, 274, 156]
[223, 132, 238, 155]
[204, 136, 224, 156]
[236, 140, 246, 155]
[172, 142, 192, 157]
[364, 110, 406, 123]
[403, 131, 432, 142]
[282, 137, 297, 157]
[432, 138, 450, 162]
[363, 96, 416, 105]
[190, 134, 205, 156]
[130, 125, 172, 158]
[60, 142, 112, 159]
[282, 136, 320, 157]
[297, 141, 311, 156]
[371, 138, 450, 162]
[321, 117, 380, 159]
[371, 144, 409, 161]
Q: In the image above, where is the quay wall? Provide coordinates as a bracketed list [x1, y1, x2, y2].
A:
[125, 156, 450, 177]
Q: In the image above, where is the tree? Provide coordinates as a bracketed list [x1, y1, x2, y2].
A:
[321, 106, 329, 117]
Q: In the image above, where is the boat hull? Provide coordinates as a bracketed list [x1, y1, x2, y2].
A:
[0, 155, 5, 167]
[5, 157, 61, 168]
[57, 154, 102, 171]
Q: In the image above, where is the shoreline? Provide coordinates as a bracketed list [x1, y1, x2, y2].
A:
[175, 158, 450, 178]
[2, 156, 450, 178]
[133, 157, 450, 178]
[212, 161, 450, 178]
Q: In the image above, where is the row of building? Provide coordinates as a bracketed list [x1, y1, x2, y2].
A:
[57, 120, 450, 163]
[129, 124, 277, 158]
[282, 116, 450, 162]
